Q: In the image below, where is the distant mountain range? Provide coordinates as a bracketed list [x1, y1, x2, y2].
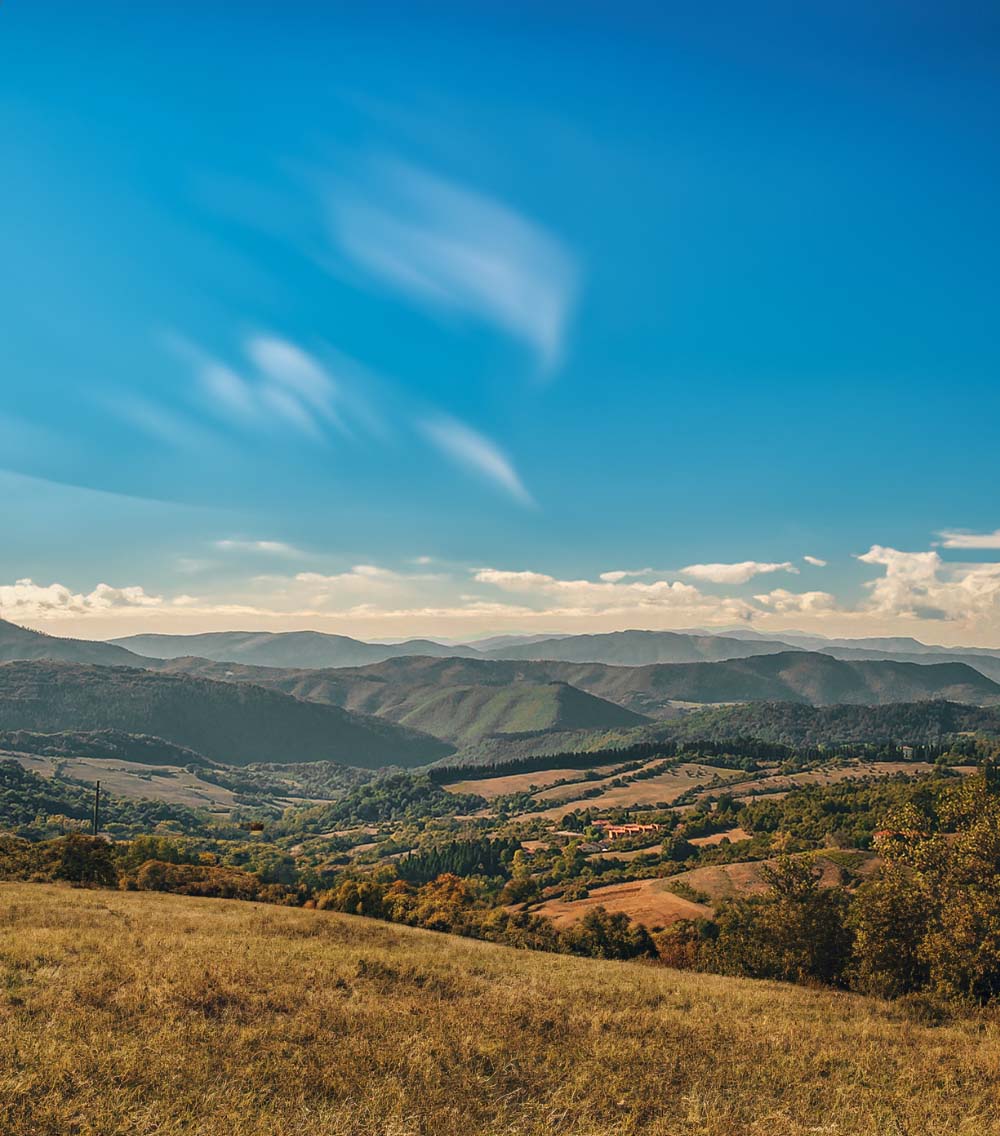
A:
[0, 661, 451, 767]
[476, 629, 799, 665]
[4, 618, 1000, 767]
[108, 629, 482, 668]
[151, 651, 1000, 746]
[109, 625, 1000, 679]
[0, 619, 142, 666]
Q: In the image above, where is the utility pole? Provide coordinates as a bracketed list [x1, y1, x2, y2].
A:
[92, 780, 101, 837]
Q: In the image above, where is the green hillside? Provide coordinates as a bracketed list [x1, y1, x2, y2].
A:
[150, 657, 648, 744]
[0, 662, 452, 768]
[0, 728, 214, 767]
[390, 681, 647, 745]
[0, 618, 144, 666]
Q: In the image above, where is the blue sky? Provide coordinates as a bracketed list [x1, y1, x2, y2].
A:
[3, 2, 1000, 643]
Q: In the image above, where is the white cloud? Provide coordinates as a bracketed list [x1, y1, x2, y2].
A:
[0, 578, 164, 621]
[753, 588, 838, 614]
[938, 529, 1000, 550]
[857, 544, 1000, 624]
[599, 568, 653, 582]
[215, 539, 302, 557]
[329, 159, 578, 371]
[803, 555, 827, 567]
[679, 561, 798, 585]
[419, 416, 533, 506]
[473, 567, 756, 622]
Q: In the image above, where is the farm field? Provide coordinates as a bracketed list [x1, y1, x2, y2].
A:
[534, 850, 880, 925]
[6, 883, 1000, 1136]
[519, 762, 746, 821]
[689, 826, 750, 846]
[3, 751, 241, 811]
[587, 843, 662, 862]
[699, 761, 942, 804]
[529, 878, 712, 929]
[666, 851, 881, 905]
[441, 763, 622, 799]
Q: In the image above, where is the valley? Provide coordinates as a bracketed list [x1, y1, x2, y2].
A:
[3, 614, 1000, 1026]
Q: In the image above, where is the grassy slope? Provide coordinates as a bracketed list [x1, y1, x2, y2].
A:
[3, 885, 1000, 1136]
[152, 657, 647, 745]
[391, 682, 647, 745]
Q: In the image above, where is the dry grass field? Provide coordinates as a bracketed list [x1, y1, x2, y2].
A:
[534, 852, 881, 922]
[531, 879, 713, 929]
[519, 763, 746, 821]
[695, 761, 941, 805]
[2, 884, 1000, 1135]
[689, 826, 750, 846]
[442, 764, 621, 800]
[5, 751, 241, 811]
[664, 851, 881, 906]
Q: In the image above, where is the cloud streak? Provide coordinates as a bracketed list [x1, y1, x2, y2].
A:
[168, 332, 353, 442]
[419, 416, 534, 506]
[938, 529, 1000, 550]
[329, 159, 578, 371]
[215, 539, 303, 557]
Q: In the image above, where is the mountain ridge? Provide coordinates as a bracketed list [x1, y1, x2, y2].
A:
[0, 661, 452, 767]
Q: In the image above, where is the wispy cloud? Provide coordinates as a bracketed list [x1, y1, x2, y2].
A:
[167, 332, 354, 441]
[419, 416, 534, 506]
[937, 529, 1000, 550]
[679, 561, 799, 585]
[599, 568, 654, 582]
[328, 159, 578, 372]
[214, 539, 303, 557]
[803, 555, 828, 567]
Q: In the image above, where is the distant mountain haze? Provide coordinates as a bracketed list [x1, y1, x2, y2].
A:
[479, 629, 803, 665]
[0, 618, 144, 666]
[109, 630, 482, 668]
[153, 650, 1000, 748]
[108, 626, 1000, 678]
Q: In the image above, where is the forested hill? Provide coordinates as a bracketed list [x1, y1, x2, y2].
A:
[0, 662, 452, 768]
[147, 656, 648, 746]
[109, 630, 481, 668]
[659, 699, 1000, 747]
[157, 650, 1000, 717]
[0, 728, 214, 767]
[480, 628, 801, 664]
[0, 618, 144, 666]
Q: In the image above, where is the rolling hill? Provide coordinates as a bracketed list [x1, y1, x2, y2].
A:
[0, 728, 215, 767]
[0, 618, 145, 666]
[0, 661, 451, 767]
[561, 651, 1000, 712]
[656, 699, 1000, 746]
[151, 650, 1000, 761]
[481, 628, 803, 664]
[109, 629, 481, 668]
[148, 656, 647, 746]
[5, 885, 993, 1136]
